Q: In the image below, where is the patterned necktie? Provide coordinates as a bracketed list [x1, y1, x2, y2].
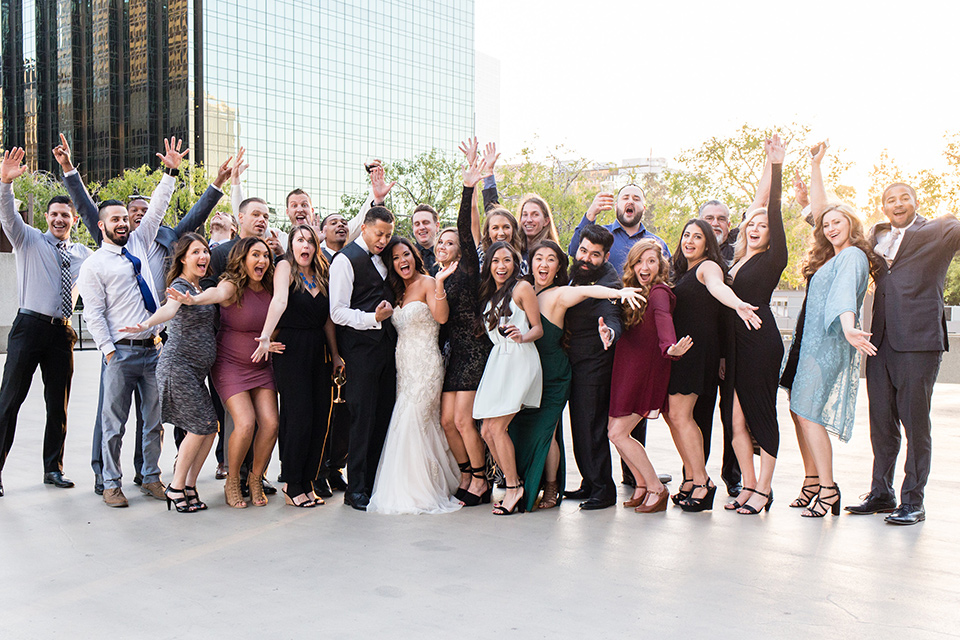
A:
[56, 241, 72, 319]
[120, 247, 158, 313]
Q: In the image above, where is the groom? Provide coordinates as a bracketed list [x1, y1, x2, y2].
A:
[329, 206, 398, 511]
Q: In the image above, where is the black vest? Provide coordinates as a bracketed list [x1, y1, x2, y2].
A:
[333, 241, 396, 345]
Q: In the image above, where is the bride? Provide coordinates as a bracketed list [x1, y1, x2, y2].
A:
[367, 236, 463, 514]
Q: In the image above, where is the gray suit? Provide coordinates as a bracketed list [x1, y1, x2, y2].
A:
[867, 214, 960, 505]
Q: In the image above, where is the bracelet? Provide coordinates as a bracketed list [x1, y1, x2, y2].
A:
[435, 291, 447, 300]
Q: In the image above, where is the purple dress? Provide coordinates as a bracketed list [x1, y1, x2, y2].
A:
[211, 287, 276, 401]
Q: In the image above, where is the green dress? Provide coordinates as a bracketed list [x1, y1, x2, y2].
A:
[509, 315, 571, 511]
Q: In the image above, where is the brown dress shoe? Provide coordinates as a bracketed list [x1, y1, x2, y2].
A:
[103, 487, 129, 507]
[140, 481, 166, 501]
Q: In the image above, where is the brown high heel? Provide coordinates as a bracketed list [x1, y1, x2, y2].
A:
[622, 487, 648, 508]
[224, 474, 247, 509]
[538, 480, 560, 509]
[247, 472, 268, 507]
[636, 487, 669, 513]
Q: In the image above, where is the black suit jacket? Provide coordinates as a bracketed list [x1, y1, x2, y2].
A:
[565, 261, 622, 379]
[869, 214, 960, 352]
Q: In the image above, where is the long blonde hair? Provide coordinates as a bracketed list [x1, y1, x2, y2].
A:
[731, 207, 768, 265]
[802, 203, 883, 280]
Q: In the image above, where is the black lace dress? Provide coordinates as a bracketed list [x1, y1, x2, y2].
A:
[442, 186, 493, 392]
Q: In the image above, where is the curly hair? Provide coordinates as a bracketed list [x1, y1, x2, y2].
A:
[221, 236, 275, 306]
[802, 204, 884, 281]
[621, 239, 671, 330]
[282, 224, 329, 296]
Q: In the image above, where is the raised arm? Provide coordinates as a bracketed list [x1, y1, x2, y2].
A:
[810, 141, 829, 218]
[172, 155, 231, 238]
[748, 142, 774, 212]
[0, 149, 31, 248]
[423, 272, 451, 324]
[698, 260, 762, 330]
[460, 158, 486, 275]
[135, 136, 189, 246]
[765, 135, 787, 267]
[252, 261, 293, 362]
[54, 135, 102, 245]
[568, 192, 614, 256]
[347, 162, 396, 245]
[230, 147, 247, 220]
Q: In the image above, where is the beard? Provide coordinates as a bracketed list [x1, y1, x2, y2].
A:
[570, 258, 604, 285]
[105, 227, 129, 246]
[616, 204, 643, 228]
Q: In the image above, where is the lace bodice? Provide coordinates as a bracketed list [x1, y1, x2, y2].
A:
[393, 301, 443, 408]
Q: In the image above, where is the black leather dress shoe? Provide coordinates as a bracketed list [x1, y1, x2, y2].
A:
[885, 503, 925, 525]
[133, 474, 143, 486]
[328, 471, 348, 492]
[579, 497, 616, 510]
[0, 476, 4, 497]
[94, 473, 104, 496]
[563, 487, 590, 500]
[844, 493, 897, 515]
[312, 477, 333, 498]
[43, 471, 75, 488]
[261, 478, 277, 495]
[344, 492, 370, 511]
[725, 480, 743, 498]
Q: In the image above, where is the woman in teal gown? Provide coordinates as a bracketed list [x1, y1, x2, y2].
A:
[510, 241, 643, 512]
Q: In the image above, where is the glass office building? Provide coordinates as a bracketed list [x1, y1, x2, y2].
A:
[2, 0, 475, 215]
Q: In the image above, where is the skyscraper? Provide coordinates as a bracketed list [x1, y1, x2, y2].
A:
[2, 0, 475, 214]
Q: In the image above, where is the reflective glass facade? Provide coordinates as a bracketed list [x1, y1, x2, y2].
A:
[2, 0, 475, 217]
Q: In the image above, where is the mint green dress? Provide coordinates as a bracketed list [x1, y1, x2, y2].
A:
[509, 315, 571, 511]
[789, 246, 870, 442]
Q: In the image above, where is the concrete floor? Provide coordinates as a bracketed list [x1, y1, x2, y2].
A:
[1, 350, 958, 639]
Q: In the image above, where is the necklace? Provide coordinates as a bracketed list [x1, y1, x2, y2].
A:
[298, 271, 317, 290]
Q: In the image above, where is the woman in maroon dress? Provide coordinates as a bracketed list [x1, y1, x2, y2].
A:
[167, 236, 282, 509]
[607, 240, 693, 513]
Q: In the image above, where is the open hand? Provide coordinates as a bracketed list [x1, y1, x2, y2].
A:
[481, 142, 499, 176]
[462, 157, 487, 188]
[458, 137, 479, 165]
[52, 133, 74, 173]
[370, 164, 396, 203]
[252, 336, 285, 362]
[165, 286, 195, 305]
[844, 327, 876, 357]
[157, 136, 190, 170]
[119, 322, 148, 334]
[0, 148, 28, 183]
[436, 260, 459, 282]
[231, 147, 248, 184]
[737, 303, 762, 330]
[666, 335, 693, 357]
[793, 168, 809, 208]
[766, 134, 786, 164]
[617, 287, 646, 310]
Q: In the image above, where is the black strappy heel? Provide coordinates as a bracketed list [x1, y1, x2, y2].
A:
[454, 461, 472, 502]
[492, 482, 525, 516]
[802, 484, 841, 517]
[737, 489, 774, 515]
[790, 476, 820, 508]
[679, 480, 716, 512]
[461, 467, 492, 507]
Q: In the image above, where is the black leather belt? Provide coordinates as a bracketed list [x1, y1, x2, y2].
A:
[19, 309, 70, 326]
[115, 337, 161, 347]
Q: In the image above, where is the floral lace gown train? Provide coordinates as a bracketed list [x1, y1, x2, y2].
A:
[368, 301, 462, 514]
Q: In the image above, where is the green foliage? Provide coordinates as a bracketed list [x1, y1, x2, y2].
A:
[946, 255, 960, 306]
[10, 170, 97, 247]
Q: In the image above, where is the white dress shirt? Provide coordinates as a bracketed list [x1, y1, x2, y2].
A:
[875, 214, 918, 263]
[0, 182, 92, 317]
[79, 193, 167, 355]
[329, 236, 388, 331]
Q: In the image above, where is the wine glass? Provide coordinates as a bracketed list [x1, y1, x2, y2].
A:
[332, 366, 346, 404]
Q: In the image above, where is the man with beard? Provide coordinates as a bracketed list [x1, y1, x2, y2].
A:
[562, 226, 622, 510]
[567, 185, 670, 277]
[699, 200, 738, 263]
[209, 211, 237, 248]
[0, 148, 92, 496]
[55, 134, 228, 492]
[77, 139, 187, 507]
[567, 185, 670, 489]
[411, 204, 439, 275]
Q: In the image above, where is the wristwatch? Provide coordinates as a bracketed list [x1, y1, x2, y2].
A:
[164, 167, 180, 177]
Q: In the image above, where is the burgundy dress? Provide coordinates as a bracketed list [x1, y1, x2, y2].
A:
[211, 287, 276, 401]
[609, 284, 679, 418]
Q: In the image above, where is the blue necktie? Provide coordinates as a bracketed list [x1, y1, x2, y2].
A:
[121, 248, 158, 313]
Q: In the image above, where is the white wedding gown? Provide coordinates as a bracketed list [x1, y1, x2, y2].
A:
[368, 301, 463, 515]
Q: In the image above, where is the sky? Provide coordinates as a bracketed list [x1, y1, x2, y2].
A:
[475, 0, 960, 205]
